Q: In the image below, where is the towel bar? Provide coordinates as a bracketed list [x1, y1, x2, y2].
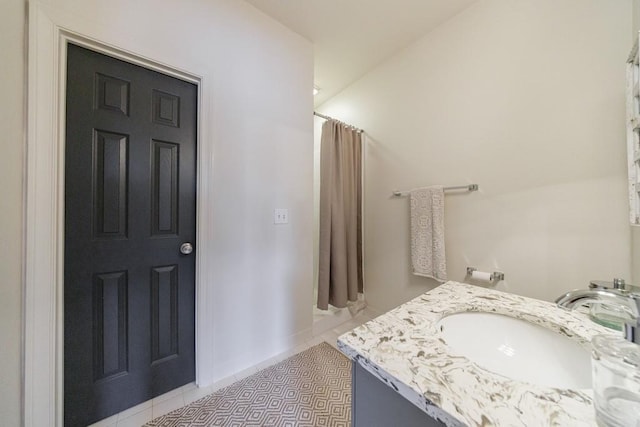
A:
[392, 184, 478, 197]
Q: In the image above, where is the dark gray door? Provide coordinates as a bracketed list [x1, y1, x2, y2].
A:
[64, 44, 197, 427]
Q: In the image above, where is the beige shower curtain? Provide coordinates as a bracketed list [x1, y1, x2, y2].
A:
[317, 120, 363, 310]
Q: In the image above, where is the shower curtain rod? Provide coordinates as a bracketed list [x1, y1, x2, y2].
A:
[314, 112, 364, 133]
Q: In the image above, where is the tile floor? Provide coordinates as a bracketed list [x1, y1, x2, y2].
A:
[88, 312, 372, 427]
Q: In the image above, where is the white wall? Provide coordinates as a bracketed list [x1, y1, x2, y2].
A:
[24, 0, 312, 402]
[319, 0, 632, 311]
[634, 0, 640, 39]
[632, 1, 640, 285]
[0, 0, 25, 423]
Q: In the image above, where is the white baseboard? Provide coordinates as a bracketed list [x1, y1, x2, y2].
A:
[204, 327, 313, 386]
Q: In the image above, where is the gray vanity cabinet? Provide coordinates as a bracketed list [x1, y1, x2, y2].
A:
[351, 362, 446, 427]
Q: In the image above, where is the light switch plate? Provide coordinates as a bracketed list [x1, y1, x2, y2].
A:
[274, 208, 289, 224]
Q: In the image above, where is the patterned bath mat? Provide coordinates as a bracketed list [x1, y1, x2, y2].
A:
[145, 342, 351, 426]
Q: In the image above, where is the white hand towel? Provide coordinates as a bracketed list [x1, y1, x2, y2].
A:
[410, 186, 446, 281]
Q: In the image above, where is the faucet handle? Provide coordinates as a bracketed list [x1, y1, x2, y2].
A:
[589, 278, 627, 290]
[613, 278, 626, 290]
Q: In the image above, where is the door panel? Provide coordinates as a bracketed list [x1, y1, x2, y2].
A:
[93, 130, 129, 238]
[151, 264, 179, 363]
[64, 44, 197, 427]
[151, 140, 179, 236]
[93, 270, 128, 382]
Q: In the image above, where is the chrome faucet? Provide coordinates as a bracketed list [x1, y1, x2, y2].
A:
[555, 279, 640, 344]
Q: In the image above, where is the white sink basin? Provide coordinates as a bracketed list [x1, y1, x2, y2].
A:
[437, 312, 591, 389]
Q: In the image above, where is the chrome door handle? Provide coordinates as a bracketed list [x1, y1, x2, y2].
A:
[180, 242, 193, 255]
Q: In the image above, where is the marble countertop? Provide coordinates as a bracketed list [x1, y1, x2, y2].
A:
[337, 281, 616, 426]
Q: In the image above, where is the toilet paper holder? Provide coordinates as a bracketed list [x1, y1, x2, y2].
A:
[466, 267, 505, 283]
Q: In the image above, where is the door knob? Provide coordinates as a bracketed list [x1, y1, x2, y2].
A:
[180, 243, 193, 255]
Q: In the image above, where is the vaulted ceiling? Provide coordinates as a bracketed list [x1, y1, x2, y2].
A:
[244, 0, 479, 105]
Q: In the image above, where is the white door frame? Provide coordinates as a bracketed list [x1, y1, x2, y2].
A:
[25, 3, 212, 426]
